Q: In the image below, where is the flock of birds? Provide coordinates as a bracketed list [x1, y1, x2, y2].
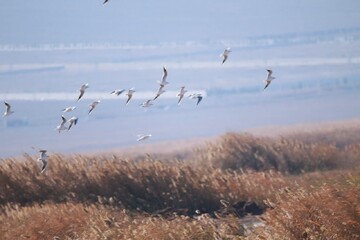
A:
[2, 47, 276, 173]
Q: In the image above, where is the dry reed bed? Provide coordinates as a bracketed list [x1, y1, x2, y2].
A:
[0, 202, 245, 239]
[0, 153, 291, 213]
[196, 132, 360, 173]
[250, 169, 360, 240]
[1, 130, 360, 239]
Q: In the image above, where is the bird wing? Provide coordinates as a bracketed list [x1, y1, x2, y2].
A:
[162, 67, 168, 82]
[77, 89, 85, 101]
[4, 102, 11, 112]
[41, 159, 47, 173]
[264, 80, 271, 90]
[196, 96, 203, 105]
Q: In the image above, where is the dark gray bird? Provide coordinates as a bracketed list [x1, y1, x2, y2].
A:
[103, 0, 109, 5]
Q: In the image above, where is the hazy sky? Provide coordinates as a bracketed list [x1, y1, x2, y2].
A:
[0, 1, 360, 44]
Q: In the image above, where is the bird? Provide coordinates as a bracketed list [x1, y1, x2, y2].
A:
[158, 66, 169, 87]
[3, 101, 14, 117]
[139, 99, 153, 108]
[189, 93, 203, 105]
[220, 47, 231, 64]
[153, 85, 166, 100]
[126, 88, 135, 105]
[67, 117, 79, 131]
[62, 106, 76, 113]
[137, 134, 152, 141]
[38, 150, 48, 173]
[103, 0, 109, 4]
[110, 89, 125, 96]
[177, 86, 187, 105]
[89, 100, 100, 114]
[56, 115, 68, 133]
[77, 83, 89, 101]
[264, 69, 275, 90]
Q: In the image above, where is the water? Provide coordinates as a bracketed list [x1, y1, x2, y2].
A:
[1, 34, 360, 158]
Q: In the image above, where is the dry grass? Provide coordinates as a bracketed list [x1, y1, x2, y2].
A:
[1, 125, 360, 239]
[1, 203, 245, 240]
[250, 169, 360, 240]
[196, 132, 360, 173]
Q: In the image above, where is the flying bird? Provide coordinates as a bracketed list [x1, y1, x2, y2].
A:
[264, 69, 275, 90]
[177, 86, 187, 105]
[77, 83, 89, 101]
[103, 0, 109, 4]
[38, 150, 48, 173]
[139, 99, 153, 108]
[3, 101, 14, 117]
[126, 88, 136, 105]
[158, 66, 169, 87]
[67, 117, 79, 131]
[62, 106, 76, 113]
[220, 47, 231, 64]
[189, 93, 203, 105]
[153, 85, 166, 100]
[89, 100, 100, 114]
[110, 89, 125, 96]
[56, 115, 68, 133]
[137, 134, 152, 141]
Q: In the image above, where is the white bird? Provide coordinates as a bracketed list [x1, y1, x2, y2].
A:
[110, 89, 125, 96]
[153, 85, 166, 100]
[158, 66, 169, 87]
[139, 99, 153, 108]
[56, 115, 68, 133]
[137, 134, 152, 141]
[264, 69, 275, 90]
[189, 93, 203, 105]
[38, 150, 48, 173]
[67, 117, 79, 131]
[62, 106, 76, 113]
[177, 86, 187, 105]
[89, 100, 100, 114]
[3, 101, 14, 117]
[77, 83, 89, 101]
[126, 88, 136, 105]
[220, 47, 231, 64]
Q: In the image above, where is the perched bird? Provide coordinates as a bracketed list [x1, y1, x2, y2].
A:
[137, 134, 152, 141]
[177, 86, 187, 105]
[264, 69, 275, 90]
[56, 115, 68, 133]
[67, 117, 79, 131]
[103, 0, 109, 4]
[220, 47, 231, 64]
[3, 101, 14, 117]
[139, 99, 153, 108]
[126, 88, 136, 105]
[110, 89, 125, 96]
[89, 100, 100, 114]
[77, 83, 89, 101]
[158, 66, 169, 87]
[38, 150, 48, 173]
[189, 93, 203, 105]
[62, 106, 76, 113]
[153, 85, 166, 100]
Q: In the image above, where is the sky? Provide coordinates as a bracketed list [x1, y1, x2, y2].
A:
[0, 1, 360, 44]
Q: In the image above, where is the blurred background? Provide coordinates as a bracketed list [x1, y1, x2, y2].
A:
[1, 0, 360, 157]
